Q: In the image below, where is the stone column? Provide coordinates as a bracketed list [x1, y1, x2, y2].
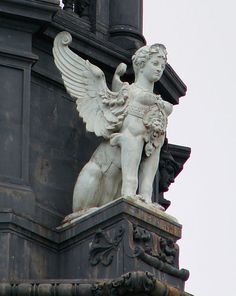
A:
[109, 0, 145, 51]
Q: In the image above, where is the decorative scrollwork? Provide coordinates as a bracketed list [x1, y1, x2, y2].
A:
[89, 226, 125, 266]
[133, 246, 189, 281]
[133, 225, 152, 254]
[107, 271, 156, 296]
[159, 237, 177, 265]
[133, 224, 151, 242]
[91, 283, 104, 296]
[132, 225, 189, 281]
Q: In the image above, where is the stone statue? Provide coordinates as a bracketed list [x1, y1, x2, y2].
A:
[53, 31, 173, 220]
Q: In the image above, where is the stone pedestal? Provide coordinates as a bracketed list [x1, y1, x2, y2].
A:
[58, 198, 189, 291]
[0, 198, 191, 294]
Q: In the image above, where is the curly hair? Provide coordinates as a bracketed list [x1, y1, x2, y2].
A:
[132, 44, 167, 78]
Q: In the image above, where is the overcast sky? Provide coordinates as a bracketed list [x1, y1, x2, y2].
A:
[144, 1, 236, 295]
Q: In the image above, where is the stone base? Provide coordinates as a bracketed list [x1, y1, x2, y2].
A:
[57, 197, 189, 290]
[0, 198, 190, 292]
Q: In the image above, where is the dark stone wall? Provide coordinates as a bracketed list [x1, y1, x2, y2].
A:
[29, 72, 101, 225]
[0, 15, 39, 220]
[0, 0, 188, 228]
[0, 209, 59, 281]
[30, 76, 80, 223]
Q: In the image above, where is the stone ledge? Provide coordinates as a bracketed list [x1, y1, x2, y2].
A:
[0, 45, 38, 62]
[57, 197, 182, 242]
[0, 209, 59, 249]
[0, 0, 60, 25]
[0, 0, 60, 11]
[0, 271, 193, 296]
[0, 199, 188, 285]
[0, 197, 183, 249]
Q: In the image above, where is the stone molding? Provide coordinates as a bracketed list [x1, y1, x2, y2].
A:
[0, 271, 193, 296]
[0, 199, 190, 284]
[0, 197, 182, 250]
[0, 0, 60, 25]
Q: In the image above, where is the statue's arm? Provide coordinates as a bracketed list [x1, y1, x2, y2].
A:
[164, 101, 173, 116]
[156, 95, 173, 116]
[112, 63, 127, 92]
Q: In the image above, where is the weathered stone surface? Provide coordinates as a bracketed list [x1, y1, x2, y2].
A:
[0, 271, 193, 296]
[0, 199, 189, 290]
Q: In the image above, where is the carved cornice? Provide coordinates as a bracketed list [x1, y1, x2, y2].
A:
[0, 0, 60, 9]
[0, 271, 193, 296]
[47, 10, 131, 63]
[168, 144, 191, 165]
[159, 140, 182, 194]
[156, 140, 191, 209]
[0, 46, 38, 63]
[155, 63, 187, 105]
[0, 0, 60, 23]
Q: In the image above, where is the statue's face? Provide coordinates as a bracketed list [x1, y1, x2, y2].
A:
[141, 54, 166, 83]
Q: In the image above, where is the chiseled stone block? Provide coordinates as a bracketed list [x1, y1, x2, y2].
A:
[0, 199, 189, 291]
[58, 197, 189, 290]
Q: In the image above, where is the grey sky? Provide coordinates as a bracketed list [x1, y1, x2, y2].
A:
[144, 1, 236, 295]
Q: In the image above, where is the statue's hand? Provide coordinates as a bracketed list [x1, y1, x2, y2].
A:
[115, 63, 127, 77]
[163, 101, 173, 116]
[155, 95, 165, 109]
[112, 63, 128, 92]
[154, 95, 173, 116]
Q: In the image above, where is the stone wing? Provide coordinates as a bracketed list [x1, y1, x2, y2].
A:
[53, 31, 129, 139]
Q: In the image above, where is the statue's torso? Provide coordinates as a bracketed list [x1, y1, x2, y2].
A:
[129, 85, 160, 106]
[121, 85, 167, 136]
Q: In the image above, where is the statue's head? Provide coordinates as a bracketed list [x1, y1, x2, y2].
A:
[132, 44, 167, 82]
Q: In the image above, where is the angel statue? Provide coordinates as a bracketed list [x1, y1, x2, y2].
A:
[53, 31, 173, 220]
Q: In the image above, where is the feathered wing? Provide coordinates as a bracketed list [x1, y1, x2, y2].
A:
[53, 31, 129, 139]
